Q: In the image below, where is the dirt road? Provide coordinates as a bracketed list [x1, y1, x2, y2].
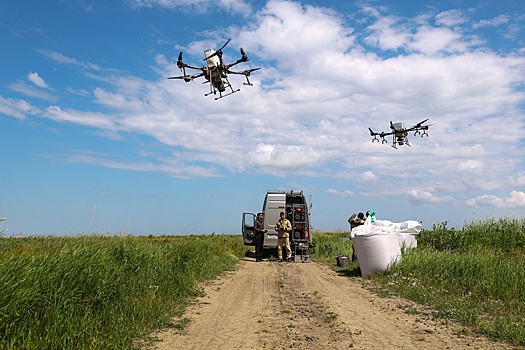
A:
[149, 257, 516, 350]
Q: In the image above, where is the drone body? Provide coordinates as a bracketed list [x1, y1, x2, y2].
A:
[369, 119, 432, 149]
[168, 39, 261, 100]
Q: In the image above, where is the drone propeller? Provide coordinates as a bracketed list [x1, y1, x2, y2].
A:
[414, 118, 429, 128]
[167, 72, 204, 82]
[240, 47, 248, 61]
[389, 121, 395, 130]
[230, 67, 261, 76]
[204, 39, 231, 61]
[177, 52, 184, 69]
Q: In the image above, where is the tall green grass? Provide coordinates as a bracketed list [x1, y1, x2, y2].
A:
[0, 235, 248, 349]
[311, 217, 525, 346]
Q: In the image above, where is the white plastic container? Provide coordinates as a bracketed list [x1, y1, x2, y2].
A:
[353, 234, 401, 277]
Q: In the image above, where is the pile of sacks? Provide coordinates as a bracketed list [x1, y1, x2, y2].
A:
[350, 213, 422, 277]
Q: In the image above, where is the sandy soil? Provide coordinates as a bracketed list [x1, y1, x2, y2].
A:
[147, 257, 518, 350]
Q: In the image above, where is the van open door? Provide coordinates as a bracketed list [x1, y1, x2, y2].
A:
[242, 212, 256, 246]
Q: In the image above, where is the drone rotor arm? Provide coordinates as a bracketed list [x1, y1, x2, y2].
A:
[167, 72, 204, 82]
[228, 67, 261, 76]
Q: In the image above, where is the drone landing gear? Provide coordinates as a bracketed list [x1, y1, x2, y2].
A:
[214, 89, 240, 100]
[243, 75, 253, 86]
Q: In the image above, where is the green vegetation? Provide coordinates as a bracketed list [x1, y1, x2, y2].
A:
[0, 234, 248, 350]
[3, 217, 524, 348]
[310, 217, 525, 347]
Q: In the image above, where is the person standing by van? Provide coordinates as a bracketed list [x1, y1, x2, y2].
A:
[275, 211, 292, 262]
[254, 212, 267, 262]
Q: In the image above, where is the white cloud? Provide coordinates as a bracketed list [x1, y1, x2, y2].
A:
[435, 10, 467, 27]
[458, 159, 484, 173]
[39, 49, 101, 71]
[27, 72, 50, 89]
[8, 81, 55, 101]
[125, 0, 251, 15]
[327, 189, 354, 199]
[0, 95, 40, 120]
[247, 143, 327, 170]
[43, 106, 117, 130]
[24, 0, 525, 203]
[510, 172, 525, 186]
[407, 190, 455, 206]
[363, 15, 409, 51]
[473, 14, 509, 29]
[361, 171, 377, 182]
[410, 26, 463, 54]
[466, 191, 525, 208]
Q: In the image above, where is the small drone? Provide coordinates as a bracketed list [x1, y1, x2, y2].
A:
[368, 119, 432, 149]
[168, 39, 261, 100]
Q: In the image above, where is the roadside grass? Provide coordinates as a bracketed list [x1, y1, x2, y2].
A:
[0, 234, 248, 350]
[310, 216, 525, 347]
[5, 216, 525, 348]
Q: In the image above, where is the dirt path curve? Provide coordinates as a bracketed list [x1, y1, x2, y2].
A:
[150, 257, 516, 350]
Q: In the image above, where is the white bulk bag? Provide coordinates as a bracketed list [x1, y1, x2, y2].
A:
[351, 216, 401, 277]
[393, 220, 422, 249]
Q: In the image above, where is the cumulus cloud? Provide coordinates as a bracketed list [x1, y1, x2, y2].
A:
[466, 191, 525, 208]
[8, 0, 524, 200]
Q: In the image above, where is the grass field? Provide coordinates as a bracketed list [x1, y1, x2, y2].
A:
[1, 216, 524, 348]
[0, 234, 248, 349]
[311, 216, 525, 347]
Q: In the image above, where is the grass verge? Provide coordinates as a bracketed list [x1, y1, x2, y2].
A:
[0, 234, 248, 349]
[309, 217, 525, 347]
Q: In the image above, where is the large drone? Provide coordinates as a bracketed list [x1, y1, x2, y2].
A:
[368, 119, 432, 149]
[167, 39, 261, 100]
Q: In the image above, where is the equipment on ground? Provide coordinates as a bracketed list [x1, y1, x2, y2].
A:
[368, 119, 432, 148]
[168, 39, 261, 100]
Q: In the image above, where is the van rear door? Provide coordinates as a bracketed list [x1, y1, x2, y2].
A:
[242, 212, 256, 246]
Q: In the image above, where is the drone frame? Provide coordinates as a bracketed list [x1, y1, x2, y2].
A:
[168, 39, 260, 100]
[369, 119, 431, 149]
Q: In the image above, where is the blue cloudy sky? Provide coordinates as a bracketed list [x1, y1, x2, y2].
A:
[1, 0, 524, 235]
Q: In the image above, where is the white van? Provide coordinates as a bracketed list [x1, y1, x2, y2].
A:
[242, 190, 312, 262]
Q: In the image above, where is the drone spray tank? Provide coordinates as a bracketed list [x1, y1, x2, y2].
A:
[204, 49, 219, 69]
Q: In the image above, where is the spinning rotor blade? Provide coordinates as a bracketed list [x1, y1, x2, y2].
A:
[368, 127, 377, 136]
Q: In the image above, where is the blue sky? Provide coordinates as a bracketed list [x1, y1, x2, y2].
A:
[1, 0, 524, 235]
